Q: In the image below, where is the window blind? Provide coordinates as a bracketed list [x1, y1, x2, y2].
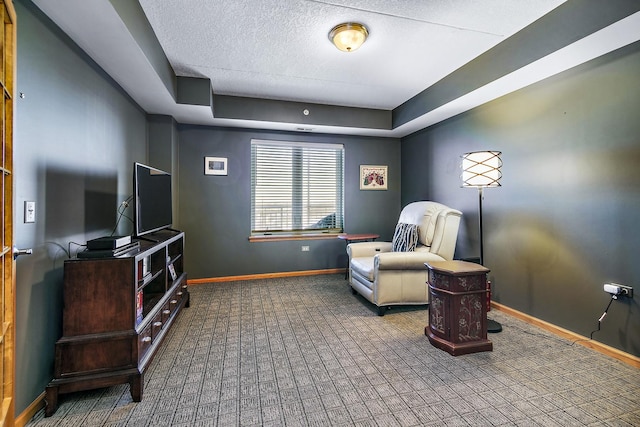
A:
[251, 139, 344, 235]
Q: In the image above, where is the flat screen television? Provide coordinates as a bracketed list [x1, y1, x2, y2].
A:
[133, 162, 173, 237]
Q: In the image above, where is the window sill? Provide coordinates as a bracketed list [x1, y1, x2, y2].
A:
[249, 233, 341, 242]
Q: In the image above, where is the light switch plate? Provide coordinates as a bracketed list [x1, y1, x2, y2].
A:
[25, 201, 36, 223]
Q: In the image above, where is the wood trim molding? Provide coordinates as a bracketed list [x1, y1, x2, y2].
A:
[15, 392, 44, 427]
[492, 302, 640, 368]
[248, 234, 340, 243]
[188, 268, 345, 284]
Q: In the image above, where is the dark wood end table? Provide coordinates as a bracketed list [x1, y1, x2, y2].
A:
[424, 260, 493, 356]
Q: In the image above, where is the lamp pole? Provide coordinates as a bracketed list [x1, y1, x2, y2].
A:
[478, 185, 502, 333]
[478, 186, 484, 265]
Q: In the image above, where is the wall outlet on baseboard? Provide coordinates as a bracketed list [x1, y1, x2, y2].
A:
[301, 246, 310, 252]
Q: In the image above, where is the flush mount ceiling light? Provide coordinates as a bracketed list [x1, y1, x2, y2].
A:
[329, 22, 369, 52]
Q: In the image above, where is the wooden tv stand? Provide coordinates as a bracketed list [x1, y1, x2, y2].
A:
[45, 230, 189, 416]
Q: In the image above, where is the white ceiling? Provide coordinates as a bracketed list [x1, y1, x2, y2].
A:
[30, 0, 640, 137]
[138, 0, 563, 110]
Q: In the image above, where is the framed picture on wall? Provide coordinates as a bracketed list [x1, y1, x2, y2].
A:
[360, 165, 388, 190]
[205, 157, 228, 175]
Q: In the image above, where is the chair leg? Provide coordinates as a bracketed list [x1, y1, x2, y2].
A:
[377, 306, 388, 316]
[350, 287, 357, 295]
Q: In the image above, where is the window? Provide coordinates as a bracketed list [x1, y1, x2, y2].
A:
[251, 139, 344, 236]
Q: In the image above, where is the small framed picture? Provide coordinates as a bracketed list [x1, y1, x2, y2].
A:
[360, 165, 388, 190]
[205, 157, 228, 175]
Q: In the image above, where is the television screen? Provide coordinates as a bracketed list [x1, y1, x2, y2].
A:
[134, 163, 173, 237]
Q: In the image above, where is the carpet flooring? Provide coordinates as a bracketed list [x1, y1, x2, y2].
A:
[27, 274, 640, 426]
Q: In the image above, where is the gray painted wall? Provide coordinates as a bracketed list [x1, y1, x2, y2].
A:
[177, 125, 401, 278]
[148, 115, 181, 226]
[14, 1, 147, 414]
[401, 41, 640, 357]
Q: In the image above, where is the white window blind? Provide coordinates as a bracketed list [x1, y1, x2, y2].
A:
[251, 139, 344, 235]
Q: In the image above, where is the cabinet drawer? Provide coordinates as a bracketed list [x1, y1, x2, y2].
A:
[175, 284, 187, 303]
[151, 311, 163, 340]
[161, 301, 171, 324]
[169, 295, 179, 314]
[138, 323, 153, 360]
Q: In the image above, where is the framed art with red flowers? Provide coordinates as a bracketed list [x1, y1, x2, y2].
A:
[360, 165, 387, 190]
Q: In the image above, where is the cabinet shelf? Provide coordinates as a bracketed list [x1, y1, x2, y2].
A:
[168, 253, 182, 266]
[138, 268, 163, 288]
[45, 230, 189, 417]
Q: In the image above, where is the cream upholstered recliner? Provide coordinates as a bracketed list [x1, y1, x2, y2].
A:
[347, 201, 462, 316]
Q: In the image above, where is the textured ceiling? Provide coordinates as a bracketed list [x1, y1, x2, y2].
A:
[138, 0, 565, 110]
[29, 0, 640, 137]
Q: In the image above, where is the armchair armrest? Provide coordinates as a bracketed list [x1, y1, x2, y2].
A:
[347, 241, 392, 258]
[375, 251, 446, 270]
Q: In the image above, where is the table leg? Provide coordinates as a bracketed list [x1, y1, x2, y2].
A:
[344, 239, 351, 279]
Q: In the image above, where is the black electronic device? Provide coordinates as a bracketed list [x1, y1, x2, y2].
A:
[133, 163, 173, 237]
[77, 241, 140, 259]
[87, 235, 132, 250]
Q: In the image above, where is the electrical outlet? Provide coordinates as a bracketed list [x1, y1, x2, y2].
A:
[603, 283, 633, 298]
[301, 246, 310, 252]
[618, 284, 633, 298]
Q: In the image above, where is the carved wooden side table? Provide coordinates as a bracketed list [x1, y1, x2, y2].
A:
[425, 260, 493, 356]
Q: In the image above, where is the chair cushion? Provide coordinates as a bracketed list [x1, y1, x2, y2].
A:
[392, 222, 419, 252]
[351, 257, 375, 282]
[398, 202, 445, 247]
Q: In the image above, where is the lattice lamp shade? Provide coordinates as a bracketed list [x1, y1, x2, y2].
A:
[462, 151, 502, 188]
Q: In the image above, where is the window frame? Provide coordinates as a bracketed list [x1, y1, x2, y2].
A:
[250, 139, 345, 240]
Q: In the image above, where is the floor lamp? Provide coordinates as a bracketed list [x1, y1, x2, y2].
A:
[462, 151, 503, 333]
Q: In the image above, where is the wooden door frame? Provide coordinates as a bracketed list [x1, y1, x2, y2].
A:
[1, 0, 16, 426]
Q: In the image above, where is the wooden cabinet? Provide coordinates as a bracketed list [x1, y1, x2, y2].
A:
[45, 230, 189, 416]
[424, 261, 492, 356]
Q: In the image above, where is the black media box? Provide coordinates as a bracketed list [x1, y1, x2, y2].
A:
[87, 235, 132, 250]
